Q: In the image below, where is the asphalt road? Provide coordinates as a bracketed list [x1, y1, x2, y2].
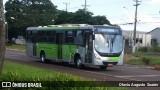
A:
[5, 50, 160, 81]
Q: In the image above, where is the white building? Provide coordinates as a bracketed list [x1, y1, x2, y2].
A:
[123, 30, 151, 47]
[15, 36, 26, 45]
[147, 27, 160, 47]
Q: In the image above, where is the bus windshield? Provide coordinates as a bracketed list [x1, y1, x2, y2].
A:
[95, 33, 123, 54]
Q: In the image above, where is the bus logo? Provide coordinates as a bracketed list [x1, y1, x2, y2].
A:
[2, 82, 11, 87]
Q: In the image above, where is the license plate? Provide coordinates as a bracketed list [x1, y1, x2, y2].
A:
[108, 63, 113, 67]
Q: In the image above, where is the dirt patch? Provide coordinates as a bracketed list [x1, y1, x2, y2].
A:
[124, 54, 136, 62]
[155, 65, 160, 70]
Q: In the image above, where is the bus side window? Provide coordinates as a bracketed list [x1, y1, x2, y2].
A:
[47, 31, 56, 43]
[75, 30, 83, 45]
[37, 31, 47, 42]
[26, 31, 32, 43]
[65, 31, 74, 44]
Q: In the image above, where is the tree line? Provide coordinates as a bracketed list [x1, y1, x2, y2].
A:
[5, 0, 111, 40]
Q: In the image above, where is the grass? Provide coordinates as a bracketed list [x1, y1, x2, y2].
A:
[137, 46, 160, 52]
[125, 52, 160, 66]
[6, 44, 26, 51]
[0, 61, 128, 90]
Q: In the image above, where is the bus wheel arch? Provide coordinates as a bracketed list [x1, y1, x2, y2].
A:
[74, 53, 83, 68]
[40, 50, 46, 63]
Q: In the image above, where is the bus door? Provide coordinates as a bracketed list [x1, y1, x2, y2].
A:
[26, 31, 33, 57]
[56, 33, 64, 59]
[85, 31, 93, 63]
[33, 43, 36, 56]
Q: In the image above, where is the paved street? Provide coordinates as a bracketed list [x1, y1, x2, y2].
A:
[5, 50, 160, 81]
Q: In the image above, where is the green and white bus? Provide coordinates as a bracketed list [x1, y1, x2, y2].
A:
[26, 24, 124, 69]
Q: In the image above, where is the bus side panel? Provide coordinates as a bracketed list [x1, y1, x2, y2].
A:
[53, 44, 58, 59]
[116, 51, 124, 65]
[37, 43, 58, 59]
[69, 45, 77, 62]
[62, 45, 77, 62]
[62, 45, 70, 61]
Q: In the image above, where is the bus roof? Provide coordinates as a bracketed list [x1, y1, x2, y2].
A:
[27, 24, 92, 31]
[26, 24, 121, 31]
[93, 25, 121, 29]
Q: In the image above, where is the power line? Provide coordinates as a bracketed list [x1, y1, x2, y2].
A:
[123, 6, 134, 19]
[117, 22, 160, 25]
[139, 22, 160, 24]
[68, 6, 82, 10]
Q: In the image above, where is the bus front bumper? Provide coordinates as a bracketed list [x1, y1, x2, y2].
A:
[94, 58, 118, 66]
[102, 61, 118, 67]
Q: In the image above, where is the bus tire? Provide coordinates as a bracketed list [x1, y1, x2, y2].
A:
[100, 66, 107, 70]
[75, 57, 82, 69]
[40, 52, 46, 63]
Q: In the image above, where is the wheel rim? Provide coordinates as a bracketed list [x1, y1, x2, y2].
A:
[41, 55, 44, 62]
[77, 59, 81, 68]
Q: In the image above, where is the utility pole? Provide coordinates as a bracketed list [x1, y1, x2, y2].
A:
[84, 0, 87, 12]
[0, 0, 5, 74]
[63, 2, 70, 12]
[82, 0, 89, 12]
[133, 0, 141, 53]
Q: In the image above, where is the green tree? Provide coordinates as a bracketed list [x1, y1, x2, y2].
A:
[5, 0, 57, 39]
[92, 16, 111, 25]
[54, 11, 74, 25]
[72, 9, 93, 24]
[54, 9, 111, 25]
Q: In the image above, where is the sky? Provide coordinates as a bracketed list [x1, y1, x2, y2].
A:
[3, 0, 160, 32]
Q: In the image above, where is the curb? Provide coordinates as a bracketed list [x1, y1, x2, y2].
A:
[124, 64, 156, 70]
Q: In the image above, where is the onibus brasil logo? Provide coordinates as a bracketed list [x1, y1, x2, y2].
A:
[2, 82, 42, 88]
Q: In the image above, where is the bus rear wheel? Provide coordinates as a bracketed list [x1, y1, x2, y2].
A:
[40, 53, 46, 63]
[100, 66, 107, 70]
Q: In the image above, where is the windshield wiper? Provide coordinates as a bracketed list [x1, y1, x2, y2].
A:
[110, 34, 117, 52]
[101, 33, 109, 47]
[111, 34, 117, 47]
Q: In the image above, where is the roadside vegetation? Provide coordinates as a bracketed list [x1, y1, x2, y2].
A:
[125, 46, 160, 68]
[6, 44, 26, 51]
[1, 61, 127, 90]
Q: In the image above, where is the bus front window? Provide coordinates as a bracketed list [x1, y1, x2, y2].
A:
[95, 34, 123, 54]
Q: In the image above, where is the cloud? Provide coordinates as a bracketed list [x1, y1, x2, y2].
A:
[136, 13, 160, 31]
[145, 0, 160, 4]
[109, 10, 135, 25]
[111, 12, 160, 31]
[138, 13, 159, 22]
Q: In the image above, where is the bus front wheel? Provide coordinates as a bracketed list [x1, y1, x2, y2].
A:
[40, 53, 46, 63]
